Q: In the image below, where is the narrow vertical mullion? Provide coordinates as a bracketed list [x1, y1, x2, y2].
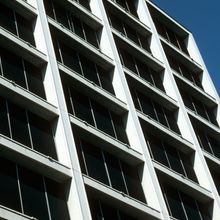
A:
[16, 164, 24, 214]
[13, 11, 19, 38]
[118, 159, 129, 195]
[79, 139, 89, 176]
[162, 142, 171, 169]
[177, 150, 188, 178]
[5, 100, 13, 138]
[178, 191, 189, 220]
[57, 39, 64, 64]
[109, 110, 118, 139]
[0, 54, 3, 76]
[67, 86, 75, 115]
[101, 150, 112, 187]
[94, 64, 102, 88]
[26, 111, 34, 150]
[77, 53, 84, 77]
[43, 176, 53, 220]
[89, 99, 97, 128]
[206, 134, 215, 155]
[135, 90, 143, 113]
[21, 58, 29, 91]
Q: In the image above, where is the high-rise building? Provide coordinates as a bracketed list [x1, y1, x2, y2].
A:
[0, 0, 219, 219]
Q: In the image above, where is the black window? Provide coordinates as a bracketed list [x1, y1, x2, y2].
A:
[88, 197, 138, 220]
[77, 139, 145, 203]
[0, 158, 21, 212]
[67, 89, 127, 143]
[0, 2, 35, 45]
[0, 157, 70, 220]
[28, 112, 57, 159]
[82, 142, 109, 185]
[147, 134, 198, 183]
[0, 48, 45, 99]
[0, 97, 57, 159]
[19, 167, 50, 220]
[45, 178, 70, 220]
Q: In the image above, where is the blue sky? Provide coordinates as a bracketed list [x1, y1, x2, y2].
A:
[150, 0, 220, 95]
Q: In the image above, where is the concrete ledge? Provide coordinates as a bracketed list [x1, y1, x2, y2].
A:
[0, 28, 47, 67]
[59, 63, 127, 114]
[70, 115, 144, 165]
[48, 18, 113, 69]
[0, 76, 58, 120]
[124, 68, 178, 111]
[138, 111, 194, 153]
[154, 161, 212, 202]
[0, 134, 71, 182]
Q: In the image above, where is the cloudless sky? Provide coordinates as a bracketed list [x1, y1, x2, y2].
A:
[150, 0, 220, 95]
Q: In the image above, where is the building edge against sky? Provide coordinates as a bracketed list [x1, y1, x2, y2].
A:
[0, 0, 220, 220]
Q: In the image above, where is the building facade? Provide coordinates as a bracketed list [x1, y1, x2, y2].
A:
[0, 0, 219, 219]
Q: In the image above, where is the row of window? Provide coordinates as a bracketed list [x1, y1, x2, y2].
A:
[0, 97, 57, 159]
[89, 197, 137, 220]
[112, 0, 138, 18]
[64, 87, 128, 144]
[0, 2, 35, 46]
[167, 55, 203, 89]
[107, 11, 151, 53]
[180, 90, 218, 127]
[195, 128, 220, 159]
[118, 47, 165, 91]
[44, 0, 99, 48]
[152, 17, 188, 55]
[0, 156, 70, 220]
[161, 183, 211, 220]
[52, 38, 115, 95]
[146, 134, 198, 182]
[76, 138, 146, 202]
[0, 47, 46, 99]
[130, 87, 180, 134]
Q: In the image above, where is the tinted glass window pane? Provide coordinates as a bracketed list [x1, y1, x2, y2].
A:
[181, 193, 201, 220]
[71, 15, 84, 39]
[164, 185, 186, 220]
[165, 144, 185, 175]
[166, 111, 180, 134]
[16, 14, 35, 46]
[82, 142, 109, 185]
[78, 0, 91, 11]
[29, 112, 57, 159]
[25, 61, 46, 99]
[108, 13, 124, 34]
[154, 103, 167, 127]
[101, 203, 119, 220]
[197, 202, 211, 220]
[180, 153, 198, 183]
[0, 98, 10, 137]
[104, 152, 126, 193]
[0, 157, 21, 212]
[71, 90, 94, 126]
[97, 67, 115, 95]
[1, 50, 26, 88]
[121, 161, 146, 203]
[92, 101, 115, 137]
[0, 3, 16, 34]
[84, 23, 99, 48]
[9, 103, 31, 147]
[61, 44, 82, 74]
[148, 137, 169, 167]
[136, 60, 152, 83]
[45, 178, 70, 220]
[19, 167, 49, 220]
[138, 93, 157, 120]
[88, 198, 102, 220]
[80, 56, 99, 85]
[126, 0, 138, 18]
[120, 212, 137, 220]
[54, 3, 69, 28]
[111, 113, 128, 144]
[124, 23, 139, 45]
[43, 0, 55, 18]
[119, 49, 137, 74]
